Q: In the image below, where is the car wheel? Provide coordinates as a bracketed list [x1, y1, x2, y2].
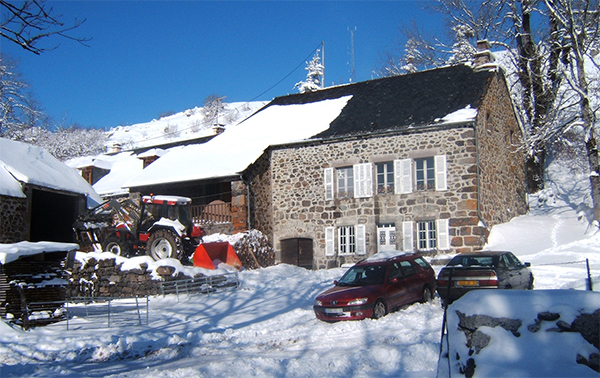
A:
[372, 300, 386, 319]
[102, 235, 129, 256]
[147, 230, 182, 260]
[420, 286, 433, 303]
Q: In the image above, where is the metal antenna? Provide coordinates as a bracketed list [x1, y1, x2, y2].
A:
[349, 27, 356, 83]
[321, 41, 325, 89]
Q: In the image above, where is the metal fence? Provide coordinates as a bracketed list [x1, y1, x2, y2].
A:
[159, 272, 239, 300]
[22, 296, 149, 330]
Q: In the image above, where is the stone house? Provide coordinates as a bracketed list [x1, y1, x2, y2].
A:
[0, 139, 101, 244]
[245, 63, 527, 269]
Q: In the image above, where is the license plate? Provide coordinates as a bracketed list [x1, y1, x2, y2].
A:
[456, 280, 479, 286]
[324, 308, 343, 314]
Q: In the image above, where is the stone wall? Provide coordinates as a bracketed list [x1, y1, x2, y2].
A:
[475, 73, 528, 226]
[0, 195, 28, 243]
[65, 256, 201, 298]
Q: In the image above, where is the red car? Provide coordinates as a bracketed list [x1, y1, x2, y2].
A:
[313, 253, 437, 321]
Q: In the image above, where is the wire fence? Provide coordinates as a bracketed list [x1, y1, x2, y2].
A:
[15, 272, 240, 330]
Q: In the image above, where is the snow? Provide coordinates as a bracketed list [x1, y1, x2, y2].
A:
[1, 153, 599, 378]
[123, 96, 352, 188]
[0, 138, 102, 206]
[0, 241, 78, 264]
[436, 105, 478, 124]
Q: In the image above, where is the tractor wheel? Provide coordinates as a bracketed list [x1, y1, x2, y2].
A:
[147, 229, 183, 260]
[102, 235, 128, 256]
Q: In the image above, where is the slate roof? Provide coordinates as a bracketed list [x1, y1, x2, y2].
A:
[266, 64, 497, 139]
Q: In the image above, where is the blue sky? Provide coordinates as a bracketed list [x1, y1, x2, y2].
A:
[1, 1, 442, 129]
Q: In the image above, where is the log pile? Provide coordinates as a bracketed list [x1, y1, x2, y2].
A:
[230, 230, 275, 269]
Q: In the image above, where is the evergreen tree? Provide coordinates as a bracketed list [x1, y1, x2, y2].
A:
[295, 50, 324, 93]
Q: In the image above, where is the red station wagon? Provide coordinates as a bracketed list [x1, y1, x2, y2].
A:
[313, 253, 437, 321]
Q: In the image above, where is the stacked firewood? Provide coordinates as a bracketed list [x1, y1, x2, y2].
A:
[230, 230, 275, 269]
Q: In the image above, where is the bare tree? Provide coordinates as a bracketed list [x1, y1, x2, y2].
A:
[378, 0, 571, 193]
[544, 0, 600, 223]
[1, 0, 89, 55]
[0, 54, 47, 141]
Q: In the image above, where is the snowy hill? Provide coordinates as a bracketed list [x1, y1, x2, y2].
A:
[103, 101, 266, 151]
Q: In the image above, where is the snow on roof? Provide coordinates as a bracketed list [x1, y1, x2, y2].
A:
[0, 139, 102, 206]
[0, 241, 78, 265]
[123, 96, 352, 188]
[91, 151, 144, 197]
[436, 105, 478, 124]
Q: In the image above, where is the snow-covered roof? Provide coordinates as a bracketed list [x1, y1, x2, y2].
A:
[0, 241, 78, 265]
[91, 151, 144, 197]
[0, 138, 102, 206]
[123, 96, 352, 188]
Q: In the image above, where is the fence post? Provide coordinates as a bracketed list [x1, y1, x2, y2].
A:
[586, 259, 593, 291]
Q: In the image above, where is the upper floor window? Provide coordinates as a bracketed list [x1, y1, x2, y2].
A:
[376, 162, 394, 194]
[415, 157, 435, 190]
[337, 167, 354, 198]
[324, 156, 446, 200]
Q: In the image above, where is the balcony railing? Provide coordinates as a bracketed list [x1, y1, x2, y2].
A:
[190, 201, 232, 224]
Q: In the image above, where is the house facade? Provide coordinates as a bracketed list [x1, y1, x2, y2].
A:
[247, 65, 528, 269]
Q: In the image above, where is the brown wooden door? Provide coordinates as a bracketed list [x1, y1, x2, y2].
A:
[281, 238, 313, 269]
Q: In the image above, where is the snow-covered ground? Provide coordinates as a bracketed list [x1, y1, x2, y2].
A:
[1, 155, 599, 377]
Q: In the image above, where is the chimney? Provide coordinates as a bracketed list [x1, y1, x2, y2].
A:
[473, 40, 495, 69]
[213, 124, 225, 135]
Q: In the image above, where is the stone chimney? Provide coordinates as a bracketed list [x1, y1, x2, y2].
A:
[213, 124, 225, 135]
[473, 40, 496, 69]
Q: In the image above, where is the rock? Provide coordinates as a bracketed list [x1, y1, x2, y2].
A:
[537, 311, 560, 321]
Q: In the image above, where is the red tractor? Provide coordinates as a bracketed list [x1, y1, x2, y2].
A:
[75, 195, 203, 263]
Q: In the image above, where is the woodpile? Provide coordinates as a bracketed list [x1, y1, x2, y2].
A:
[229, 230, 275, 269]
[0, 251, 69, 328]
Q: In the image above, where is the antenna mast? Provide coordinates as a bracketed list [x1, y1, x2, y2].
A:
[321, 41, 325, 89]
[349, 27, 356, 83]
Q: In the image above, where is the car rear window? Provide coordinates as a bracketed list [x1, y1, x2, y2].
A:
[448, 256, 494, 267]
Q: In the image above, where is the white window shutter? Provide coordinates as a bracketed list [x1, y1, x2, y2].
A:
[435, 155, 448, 191]
[356, 224, 366, 255]
[353, 163, 373, 198]
[402, 221, 414, 251]
[437, 219, 450, 250]
[324, 168, 334, 201]
[395, 159, 413, 194]
[325, 227, 335, 256]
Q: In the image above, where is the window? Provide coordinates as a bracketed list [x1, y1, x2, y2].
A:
[395, 155, 447, 194]
[338, 226, 356, 255]
[376, 162, 394, 194]
[418, 220, 437, 250]
[326, 225, 366, 256]
[399, 260, 417, 276]
[337, 167, 354, 198]
[415, 157, 435, 190]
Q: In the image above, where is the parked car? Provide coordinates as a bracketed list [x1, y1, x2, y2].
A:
[313, 253, 437, 321]
[436, 251, 534, 305]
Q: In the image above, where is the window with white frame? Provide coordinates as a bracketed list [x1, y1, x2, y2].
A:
[417, 220, 437, 250]
[337, 167, 354, 198]
[325, 225, 366, 256]
[396, 155, 447, 193]
[402, 219, 449, 252]
[324, 155, 446, 200]
[376, 162, 394, 194]
[415, 157, 435, 190]
[338, 226, 355, 255]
